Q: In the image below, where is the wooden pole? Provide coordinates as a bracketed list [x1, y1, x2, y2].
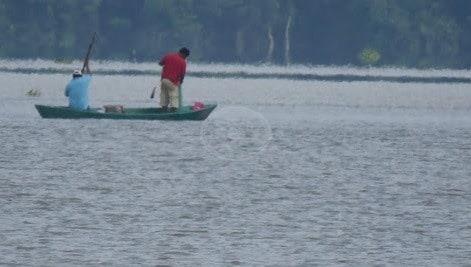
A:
[82, 32, 97, 73]
[178, 86, 182, 109]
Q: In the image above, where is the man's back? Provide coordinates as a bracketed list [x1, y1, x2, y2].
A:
[160, 53, 187, 86]
[65, 74, 92, 110]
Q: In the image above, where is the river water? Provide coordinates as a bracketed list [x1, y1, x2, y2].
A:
[0, 61, 471, 265]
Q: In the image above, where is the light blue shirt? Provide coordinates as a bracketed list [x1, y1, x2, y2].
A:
[65, 74, 92, 110]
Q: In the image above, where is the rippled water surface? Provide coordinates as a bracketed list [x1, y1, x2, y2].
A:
[1, 62, 471, 265]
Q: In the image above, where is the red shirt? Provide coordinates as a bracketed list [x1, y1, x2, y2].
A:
[159, 53, 187, 86]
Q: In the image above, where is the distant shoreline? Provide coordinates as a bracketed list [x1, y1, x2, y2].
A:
[1, 67, 471, 84]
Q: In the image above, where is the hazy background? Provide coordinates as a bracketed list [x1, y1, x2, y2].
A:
[1, 0, 471, 68]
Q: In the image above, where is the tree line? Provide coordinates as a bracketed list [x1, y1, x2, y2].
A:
[0, 0, 470, 68]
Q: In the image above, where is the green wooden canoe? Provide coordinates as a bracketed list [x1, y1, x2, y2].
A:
[35, 104, 217, 121]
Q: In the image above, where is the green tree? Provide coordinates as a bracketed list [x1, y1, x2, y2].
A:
[0, 0, 469, 68]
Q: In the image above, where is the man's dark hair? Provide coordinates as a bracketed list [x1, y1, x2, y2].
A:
[179, 47, 190, 57]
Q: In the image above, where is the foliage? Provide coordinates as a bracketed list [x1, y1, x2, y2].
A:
[359, 48, 381, 65]
[0, 0, 469, 68]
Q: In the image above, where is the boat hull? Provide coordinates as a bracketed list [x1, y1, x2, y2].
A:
[35, 104, 217, 121]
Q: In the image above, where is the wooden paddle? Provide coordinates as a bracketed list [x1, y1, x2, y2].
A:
[81, 32, 97, 73]
[150, 86, 157, 99]
[178, 85, 182, 108]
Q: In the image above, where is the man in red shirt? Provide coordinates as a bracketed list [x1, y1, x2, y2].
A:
[158, 47, 189, 112]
